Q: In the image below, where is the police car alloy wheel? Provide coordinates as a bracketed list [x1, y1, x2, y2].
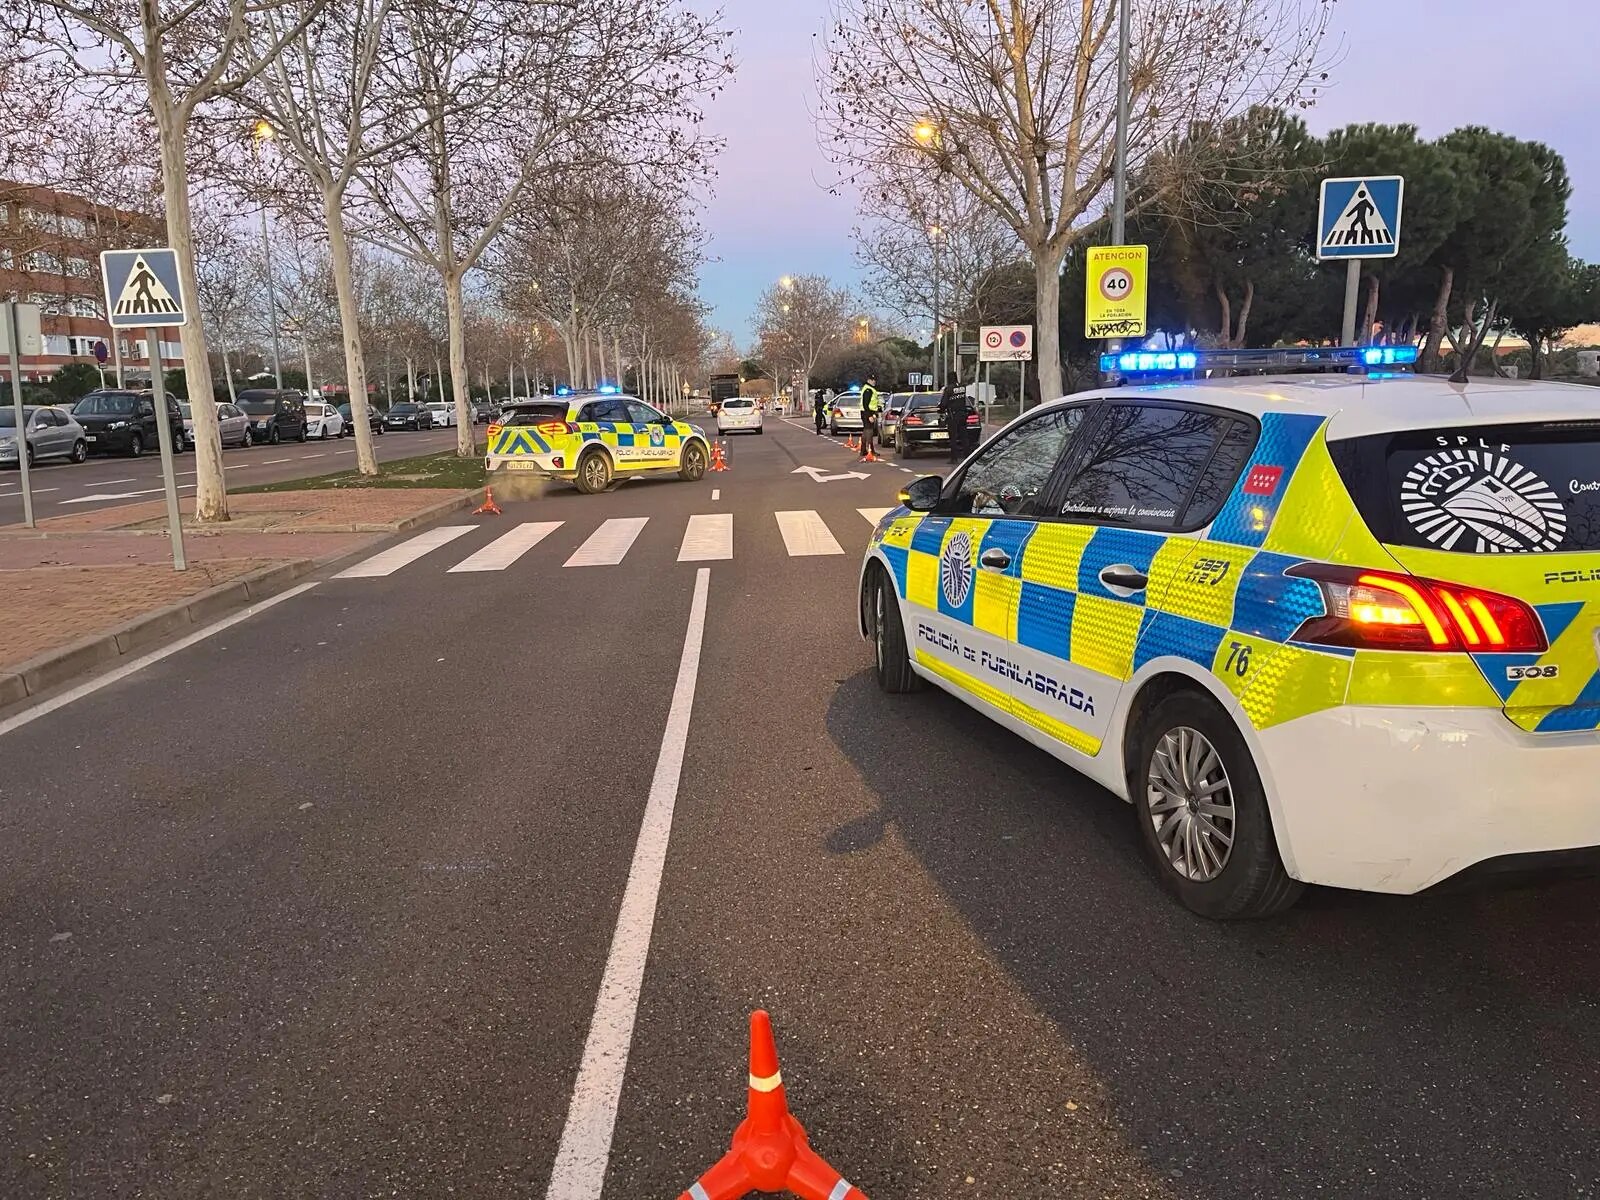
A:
[1133, 693, 1302, 919]
[680, 441, 707, 481]
[869, 568, 920, 694]
[576, 448, 613, 494]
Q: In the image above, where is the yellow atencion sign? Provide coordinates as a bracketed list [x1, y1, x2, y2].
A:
[1084, 245, 1148, 339]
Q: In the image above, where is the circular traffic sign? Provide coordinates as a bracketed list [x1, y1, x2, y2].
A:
[984, 330, 1003, 349]
[1009, 330, 1028, 348]
[1099, 267, 1133, 302]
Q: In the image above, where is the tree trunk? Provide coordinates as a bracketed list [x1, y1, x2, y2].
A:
[1361, 273, 1380, 345]
[1214, 284, 1233, 348]
[319, 188, 377, 473]
[1234, 280, 1255, 349]
[582, 327, 594, 390]
[405, 355, 415, 402]
[1033, 253, 1064, 400]
[441, 272, 474, 455]
[220, 344, 237, 403]
[1528, 334, 1544, 380]
[156, 102, 226, 520]
[302, 341, 315, 398]
[612, 329, 623, 390]
[1423, 266, 1454, 373]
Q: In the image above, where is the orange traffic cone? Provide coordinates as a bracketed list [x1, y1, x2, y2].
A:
[678, 1011, 867, 1200]
[845, 433, 858, 451]
[709, 441, 730, 472]
[473, 487, 502, 515]
[860, 449, 881, 462]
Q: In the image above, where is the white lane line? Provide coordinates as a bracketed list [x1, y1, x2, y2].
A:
[899, 467, 914, 474]
[260, 457, 291, 464]
[858, 507, 893, 525]
[677, 513, 732, 562]
[0, 583, 319, 740]
[710, 488, 720, 502]
[447, 521, 562, 573]
[564, 517, 648, 567]
[774, 510, 844, 557]
[335, 525, 474, 578]
[544, 567, 710, 1200]
[302, 453, 326, 459]
[87, 478, 137, 486]
[7, 487, 61, 495]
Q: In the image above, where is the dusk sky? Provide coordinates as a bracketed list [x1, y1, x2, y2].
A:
[695, 0, 1600, 344]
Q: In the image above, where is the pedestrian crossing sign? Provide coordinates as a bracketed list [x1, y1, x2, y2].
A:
[1317, 176, 1404, 260]
[99, 247, 189, 328]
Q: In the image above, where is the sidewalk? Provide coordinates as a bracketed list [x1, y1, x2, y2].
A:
[1, 486, 481, 705]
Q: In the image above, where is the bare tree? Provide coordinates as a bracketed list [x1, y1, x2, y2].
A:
[753, 274, 854, 401]
[821, 0, 1333, 400]
[191, 201, 263, 404]
[7, 0, 331, 519]
[351, 0, 729, 454]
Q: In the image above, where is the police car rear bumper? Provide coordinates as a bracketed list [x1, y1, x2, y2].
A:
[485, 454, 569, 479]
[1258, 705, 1600, 894]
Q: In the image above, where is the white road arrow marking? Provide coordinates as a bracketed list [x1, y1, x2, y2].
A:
[792, 465, 871, 483]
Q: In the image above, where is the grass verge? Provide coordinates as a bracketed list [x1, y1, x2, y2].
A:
[234, 451, 485, 493]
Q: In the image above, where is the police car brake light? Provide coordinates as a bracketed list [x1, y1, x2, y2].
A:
[1286, 565, 1546, 653]
[537, 420, 571, 435]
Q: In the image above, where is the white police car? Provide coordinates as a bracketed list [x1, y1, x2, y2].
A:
[859, 348, 1600, 917]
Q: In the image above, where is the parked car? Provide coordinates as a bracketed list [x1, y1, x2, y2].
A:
[828, 391, 864, 435]
[384, 402, 434, 431]
[304, 400, 346, 440]
[424, 402, 456, 428]
[0, 405, 88, 467]
[338, 402, 385, 435]
[472, 404, 497, 425]
[178, 401, 253, 449]
[73, 389, 187, 457]
[235, 389, 308, 444]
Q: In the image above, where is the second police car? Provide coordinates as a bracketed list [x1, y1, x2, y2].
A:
[486, 388, 712, 493]
[859, 348, 1600, 918]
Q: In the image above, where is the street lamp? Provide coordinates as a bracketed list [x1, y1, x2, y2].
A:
[912, 121, 938, 146]
[249, 119, 285, 390]
[779, 275, 794, 291]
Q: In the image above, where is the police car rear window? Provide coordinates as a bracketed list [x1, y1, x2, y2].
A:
[1330, 422, 1600, 553]
[506, 404, 568, 425]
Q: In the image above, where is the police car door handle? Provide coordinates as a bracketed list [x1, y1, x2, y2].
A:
[979, 548, 1011, 572]
[1100, 565, 1149, 592]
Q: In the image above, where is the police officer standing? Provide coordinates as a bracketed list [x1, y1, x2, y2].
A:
[813, 389, 827, 435]
[858, 374, 881, 460]
[937, 380, 968, 462]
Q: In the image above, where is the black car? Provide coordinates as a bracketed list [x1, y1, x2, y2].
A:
[235, 389, 309, 444]
[384, 402, 434, 431]
[338, 402, 385, 436]
[73, 390, 187, 457]
[893, 393, 979, 458]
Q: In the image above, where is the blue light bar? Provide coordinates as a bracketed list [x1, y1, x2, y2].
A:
[597, 384, 619, 394]
[1099, 345, 1419, 376]
[555, 386, 572, 396]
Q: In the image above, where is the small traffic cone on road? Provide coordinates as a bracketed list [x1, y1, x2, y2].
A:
[844, 433, 858, 451]
[709, 441, 730, 472]
[473, 487, 503, 515]
[677, 1011, 868, 1200]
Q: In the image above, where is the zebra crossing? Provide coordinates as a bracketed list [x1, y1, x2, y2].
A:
[334, 508, 897, 580]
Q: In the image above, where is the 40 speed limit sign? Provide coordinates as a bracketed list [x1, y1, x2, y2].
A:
[1084, 244, 1148, 339]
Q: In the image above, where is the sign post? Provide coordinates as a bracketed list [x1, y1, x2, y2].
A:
[1317, 176, 1404, 346]
[1084, 245, 1149, 341]
[979, 325, 1034, 409]
[100, 247, 190, 571]
[3, 301, 43, 527]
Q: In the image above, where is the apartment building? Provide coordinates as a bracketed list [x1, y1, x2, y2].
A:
[0, 180, 183, 384]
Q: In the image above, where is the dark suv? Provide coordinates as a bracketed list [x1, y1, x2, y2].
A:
[236, 389, 308, 444]
[73, 390, 187, 457]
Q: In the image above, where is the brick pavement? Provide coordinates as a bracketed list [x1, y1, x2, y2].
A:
[1, 487, 475, 677]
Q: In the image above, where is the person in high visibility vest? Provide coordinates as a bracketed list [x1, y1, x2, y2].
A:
[858, 374, 880, 460]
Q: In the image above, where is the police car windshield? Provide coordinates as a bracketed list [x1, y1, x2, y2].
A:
[1332, 421, 1600, 553]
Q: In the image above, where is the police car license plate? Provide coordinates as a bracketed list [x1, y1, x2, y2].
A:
[931, 432, 948, 440]
[86, 435, 96, 442]
[501, 460, 541, 471]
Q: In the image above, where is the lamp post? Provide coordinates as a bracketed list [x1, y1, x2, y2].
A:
[250, 120, 285, 390]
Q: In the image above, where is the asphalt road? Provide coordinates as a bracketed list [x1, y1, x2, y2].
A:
[4, 415, 1600, 1199]
[0, 424, 467, 525]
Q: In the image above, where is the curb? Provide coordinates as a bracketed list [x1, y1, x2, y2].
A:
[0, 557, 323, 708]
[0, 490, 484, 710]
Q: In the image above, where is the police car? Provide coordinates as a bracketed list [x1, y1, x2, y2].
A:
[485, 389, 711, 493]
[859, 347, 1600, 917]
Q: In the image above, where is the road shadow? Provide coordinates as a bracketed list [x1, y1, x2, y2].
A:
[824, 669, 1600, 1199]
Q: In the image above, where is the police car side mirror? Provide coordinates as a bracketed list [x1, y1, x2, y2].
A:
[900, 474, 943, 512]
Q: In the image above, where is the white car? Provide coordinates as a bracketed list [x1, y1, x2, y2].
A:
[716, 397, 764, 435]
[828, 392, 864, 434]
[425, 402, 456, 428]
[304, 401, 346, 440]
[860, 347, 1600, 917]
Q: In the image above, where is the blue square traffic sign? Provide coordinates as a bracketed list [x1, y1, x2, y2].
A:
[99, 247, 190, 329]
[1317, 176, 1404, 261]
